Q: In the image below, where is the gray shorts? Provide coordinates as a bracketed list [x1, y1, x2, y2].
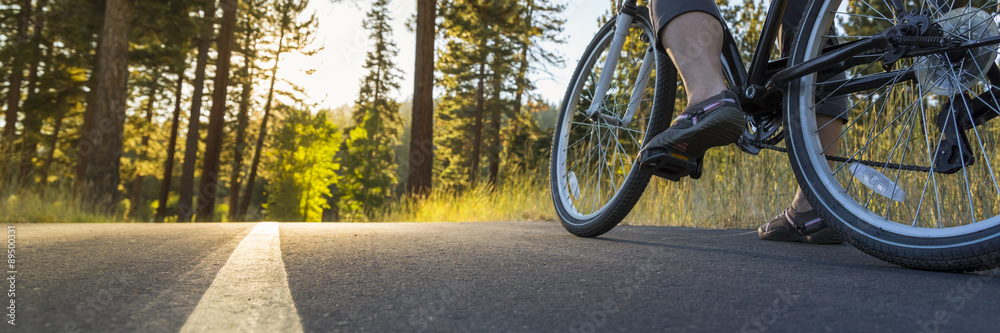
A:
[649, 0, 848, 121]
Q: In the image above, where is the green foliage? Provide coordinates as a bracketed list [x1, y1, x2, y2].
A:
[717, 0, 769, 64]
[264, 105, 342, 222]
[434, 0, 564, 191]
[339, 0, 404, 219]
[503, 99, 554, 174]
[1, 184, 125, 222]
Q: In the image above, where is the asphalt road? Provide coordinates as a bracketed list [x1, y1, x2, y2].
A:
[6, 221, 1000, 332]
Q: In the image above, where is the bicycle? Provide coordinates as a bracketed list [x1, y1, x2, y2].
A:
[549, 0, 1000, 271]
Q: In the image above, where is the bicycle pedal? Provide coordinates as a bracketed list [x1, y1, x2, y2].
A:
[639, 147, 702, 182]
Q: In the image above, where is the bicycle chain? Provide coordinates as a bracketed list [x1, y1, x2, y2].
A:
[748, 141, 934, 173]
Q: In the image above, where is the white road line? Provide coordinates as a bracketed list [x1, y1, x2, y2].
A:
[180, 222, 304, 333]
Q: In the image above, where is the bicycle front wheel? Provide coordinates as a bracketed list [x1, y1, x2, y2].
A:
[550, 11, 673, 237]
[788, 0, 1000, 271]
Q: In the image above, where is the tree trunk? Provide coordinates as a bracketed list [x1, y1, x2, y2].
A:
[129, 71, 159, 220]
[469, 62, 486, 187]
[240, 23, 288, 218]
[487, 83, 501, 188]
[83, 0, 131, 212]
[178, 9, 216, 222]
[196, 0, 239, 222]
[238, 107, 268, 219]
[228, 26, 256, 221]
[509, 2, 532, 169]
[74, 35, 103, 198]
[39, 114, 63, 196]
[74, 74, 98, 197]
[512, 1, 533, 116]
[406, 0, 436, 197]
[16, 0, 48, 189]
[227, 64, 252, 221]
[2, 0, 32, 187]
[157, 70, 185, 222]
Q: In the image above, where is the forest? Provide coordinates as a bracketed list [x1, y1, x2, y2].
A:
[0, 0, 568, 222]
[1, 0, 856, 226]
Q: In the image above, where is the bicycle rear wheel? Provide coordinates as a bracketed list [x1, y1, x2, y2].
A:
[788, 0, 1000, 271]
[550, 10, 672, 237]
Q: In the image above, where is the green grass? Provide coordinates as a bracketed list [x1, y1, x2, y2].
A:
[368, 172, 557, 222]
[624, 146, 797, 229]
[366, 146, 798, 229]
[1, 186, 125, 222]
[3, 147, 799, 227]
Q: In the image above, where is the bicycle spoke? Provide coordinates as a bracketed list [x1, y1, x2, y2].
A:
[942, 64, 982, 223]
[954, 75, 1000, 208]
[857, 0, 894, 23]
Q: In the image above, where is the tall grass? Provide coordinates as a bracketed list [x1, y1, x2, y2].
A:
[365, 145, 798, 229]
[367, 171, 557, 222]
[625, 146, 797, 229]
[1, 185, 124, 222]
[3, 146, 800, 228]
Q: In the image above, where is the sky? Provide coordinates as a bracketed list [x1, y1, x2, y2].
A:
[281, 0, 612, 110]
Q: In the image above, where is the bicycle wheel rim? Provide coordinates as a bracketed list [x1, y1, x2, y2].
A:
[552, 16, 660, 224]
[791, 0, 1000, 244]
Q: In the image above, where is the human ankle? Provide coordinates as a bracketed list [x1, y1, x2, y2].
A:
[684, 89, 736, 111]
[685, 88, 731, 109]
[786, 206, 819, 224]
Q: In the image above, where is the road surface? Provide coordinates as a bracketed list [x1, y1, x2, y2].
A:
[7, 221, 1000, 332]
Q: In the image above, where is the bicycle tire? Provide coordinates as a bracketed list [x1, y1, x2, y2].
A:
[550, 10, 673, 237]
[786, 0, 1000, 271]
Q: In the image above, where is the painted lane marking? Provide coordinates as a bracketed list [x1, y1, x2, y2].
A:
[180, 222, 303, 333]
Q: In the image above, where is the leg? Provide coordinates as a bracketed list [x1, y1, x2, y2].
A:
[779, 0, 846, 216]
[642, 8, 744, 157]
[758, 1, 849, 244]
[660, 11, 728, 106]
[789, 114, 842, 214]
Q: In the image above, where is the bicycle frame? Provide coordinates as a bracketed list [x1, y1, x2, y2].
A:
[556, 0, 1000, 271]
[591, 0, 1000, 125]
[587, 0, 796, 124]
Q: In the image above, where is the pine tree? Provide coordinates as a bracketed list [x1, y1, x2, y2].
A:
[265, 105, 342, 222]
[239, 0, 318, 218]
[2, 0, 32, 188]
[406, 0, 436, 197]
[195, 0, 240, 222]
[434, 0, 538, 190]
[504, 0, 564, 175]
[178, 6, 217, 222]
[82, 0, 130, 211]
[227, 0, 268, 221]
[339, 0, 403, 218]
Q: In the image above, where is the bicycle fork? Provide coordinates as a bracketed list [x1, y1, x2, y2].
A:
[585, 4, 654, 127]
